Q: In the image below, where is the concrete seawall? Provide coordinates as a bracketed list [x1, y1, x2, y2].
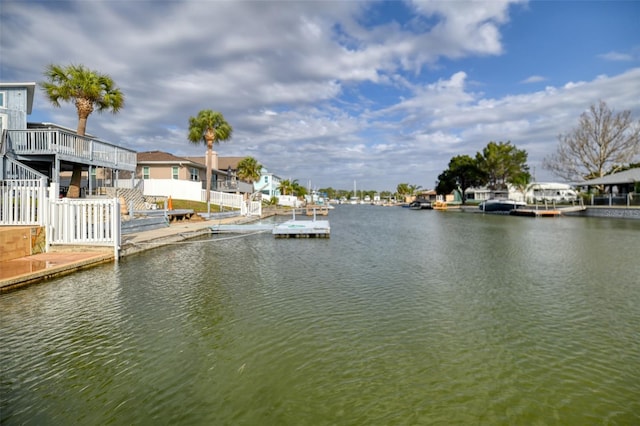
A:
[563, 206, 640, 220]
[0, 213, 271, 292]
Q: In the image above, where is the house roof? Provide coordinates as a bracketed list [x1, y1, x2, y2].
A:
[184, 156, 247, 170]
[0, 82, 35, 114]
[139, 151, 252, 175]
[184, 156, 205, 166]
[218, 157, 246, 170]
[137, 150, 192, 163]
[579, 168, 640, 186]
[28, 122, 96, 137]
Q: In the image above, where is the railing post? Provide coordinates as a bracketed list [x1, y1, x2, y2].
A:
[114, 198, 121, 260]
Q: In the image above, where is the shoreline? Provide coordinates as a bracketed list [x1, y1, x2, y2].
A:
[0, 212, 272, 292]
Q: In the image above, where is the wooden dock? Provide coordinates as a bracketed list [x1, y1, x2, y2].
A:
[305, 205, 329, 216]
[510, 209, 561, 217]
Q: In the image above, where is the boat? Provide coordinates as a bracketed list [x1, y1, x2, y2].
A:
[433, 200, 448, 210]
[479, 199, 526, 213]
[409, 199, 432, 210]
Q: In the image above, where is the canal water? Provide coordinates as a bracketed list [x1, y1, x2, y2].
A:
[2, 206, 639, 425]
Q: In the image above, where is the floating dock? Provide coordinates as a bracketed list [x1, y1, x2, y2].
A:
[273, 220, 330, 238]
[210, 224, 275, 233]
[210, 209, 330, 238]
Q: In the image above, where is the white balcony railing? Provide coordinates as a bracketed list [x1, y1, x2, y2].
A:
[5, 129, 137, 171]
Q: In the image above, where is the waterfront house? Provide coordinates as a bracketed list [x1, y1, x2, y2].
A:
[1, 82, 137, 196]
[135, 150, 253, 202]
[254, 167, 282, 201]
[1, 82, 262, 259]
[577, 168, 640, 207]
[1, 82, 137, 257]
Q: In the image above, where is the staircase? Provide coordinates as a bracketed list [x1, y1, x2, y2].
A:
[98, 187, 148, 211]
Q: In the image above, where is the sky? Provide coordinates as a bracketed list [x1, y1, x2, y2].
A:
[1, 0, 639, 192]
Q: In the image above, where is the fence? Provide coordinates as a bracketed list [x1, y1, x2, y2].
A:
[586, 193, 640, 207]
[1, 179, 121, 257]
[0, 178, 47, 225]
[244, 200, 262, 217]
[48, 197, 120, 258]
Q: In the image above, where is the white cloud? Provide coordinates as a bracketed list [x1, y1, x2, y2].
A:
[598, 51, 634, 62]
[521, 75, 546, 84]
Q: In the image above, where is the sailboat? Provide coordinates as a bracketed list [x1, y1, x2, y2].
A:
[349, 180, 359, 204]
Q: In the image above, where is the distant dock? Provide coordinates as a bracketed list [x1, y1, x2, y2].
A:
[210, 208, 330, 238]
[510, 209, 561, 217]
[509, 204, 586, 218]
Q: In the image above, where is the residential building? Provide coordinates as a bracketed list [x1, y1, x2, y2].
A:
[255, 167, 282, 200]
[136, 151, 253, 201]
[1, 82, 136, 192]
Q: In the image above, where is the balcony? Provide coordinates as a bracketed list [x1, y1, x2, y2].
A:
[5, 129, 137, 172]
[215, 180, 253, 193]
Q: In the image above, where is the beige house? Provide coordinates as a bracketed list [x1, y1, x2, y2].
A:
[136, 150, 253, 196]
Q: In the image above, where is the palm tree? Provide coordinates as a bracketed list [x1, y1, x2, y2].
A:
[291, 179, 307, 198]
[237, 156, 263, 186]
[278, 179, 293, 196]
[187, 110, 233, 207]
[40, 64, 124, 198]
[396, 182, 411, 202]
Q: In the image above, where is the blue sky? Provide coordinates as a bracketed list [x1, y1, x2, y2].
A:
[1, 0, 639, 192]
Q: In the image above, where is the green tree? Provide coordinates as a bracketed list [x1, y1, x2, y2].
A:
[318, 187, 337, 200]
[436, 155, 486, 203]
[40, 63, 125, 198]
[476, 141, 530, 190]
[188, 110, 233, 206]
[278, 179, 293, 195]
[237, 156, 262, 185]
[396, 183, 412, 201]
[543, 100, 640, 182]
[380, 190, 393, 200]
[408, 184, 422, 196]
[291, 179, 307, 198]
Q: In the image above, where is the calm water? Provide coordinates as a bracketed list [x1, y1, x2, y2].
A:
[2, 206, 639, 425]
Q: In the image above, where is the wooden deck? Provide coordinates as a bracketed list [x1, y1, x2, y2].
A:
[305, 205, 329, 216]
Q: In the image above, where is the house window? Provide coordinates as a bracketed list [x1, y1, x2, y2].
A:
[0, 92, 5, 107]
[190, 168, 199, 181]
[142, 166, 150, 180]
[172, 166, 179, 180]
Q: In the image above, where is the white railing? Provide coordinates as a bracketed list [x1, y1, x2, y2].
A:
[48, 197, 120, 257]
[206, 189, 244, 210]
[0, 178, 47, 225]
[2, 157, 49, 180]
[243, 200, 262, 217]
[5, 129, 137, 171]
